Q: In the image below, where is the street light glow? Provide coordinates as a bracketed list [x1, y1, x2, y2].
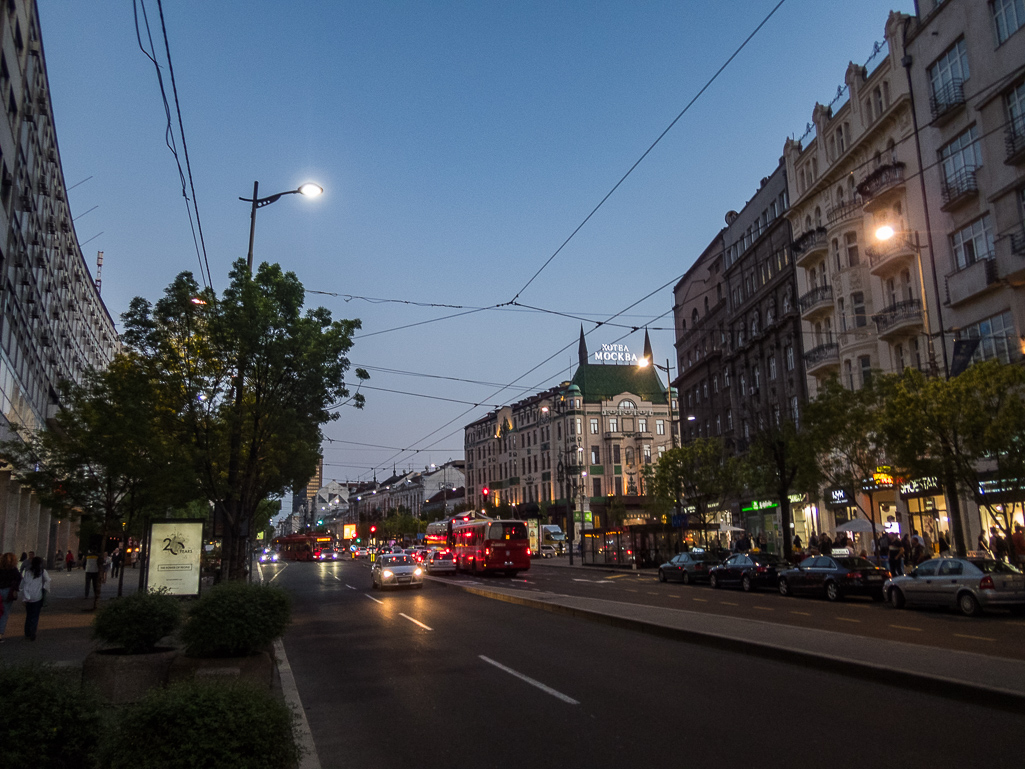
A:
[637, 357, 650, 367]
[297, 182, 323, 197]
[876, 225, 895, 241]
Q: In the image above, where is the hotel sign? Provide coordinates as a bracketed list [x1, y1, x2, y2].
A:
[594, 343, 641, 364]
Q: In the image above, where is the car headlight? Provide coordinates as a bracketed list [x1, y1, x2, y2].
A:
[414, 568, 423, 576]
[382, 570, 393, 579]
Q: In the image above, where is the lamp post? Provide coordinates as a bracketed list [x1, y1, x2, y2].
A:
[239, 181, 323, 273]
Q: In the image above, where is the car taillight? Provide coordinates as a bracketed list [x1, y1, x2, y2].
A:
[485, 547, 491, 556]
[756, 566, 767, 573]
[980, 575, 995, 590]
[885, 571, 892, 578]
[845, 571, 860, 580]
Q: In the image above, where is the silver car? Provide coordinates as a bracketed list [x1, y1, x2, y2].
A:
[426, 549, 456, 575]
[371, 554, 424, 589]
[885, 557, 1025, 616]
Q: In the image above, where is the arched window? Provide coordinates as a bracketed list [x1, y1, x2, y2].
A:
[619, 399, 636, 409]
[836, 186, 845, 206]
[814, 206, 822, 228]
[691, 308, 699, 325]
[805, 215, 812, 230]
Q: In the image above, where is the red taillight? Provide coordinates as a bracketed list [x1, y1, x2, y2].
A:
[485, 547, 492, 557]
[845, 571, 860, 580]
[756, 566, 767, 574]
[980, 575, 995, 590]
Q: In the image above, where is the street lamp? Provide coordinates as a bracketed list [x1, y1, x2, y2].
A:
[239, 181, 323, 273]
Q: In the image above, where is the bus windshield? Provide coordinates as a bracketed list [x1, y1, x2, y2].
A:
[487, 522, 528, 541]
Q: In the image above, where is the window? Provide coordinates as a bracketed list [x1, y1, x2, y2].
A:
[844, 232, 859, 267]
[727, 409, 733, 430]
[929, 38, 969, 104]
[1007, 81, 1025, 141]
[620, 399, 636, 409]
[613, 444, 621, 464]
[574, 417, 581, 435]
[852, 292, 867, 328]
[940, 125, 982, 192]
[643, 444, 652, 464]
[638, 417, 647, 433]
[625, 447, 634, 465]
[591, 446, 600, 465]
[958, 309, 1018, 364]
[993, 0, 1025, 44]
[608, 417, 618, 432]
[845, 359, 854, 389]
[838, 297, 847, 331]
[656, 419, 665, 435]
[657, 445, 666, 458]
[768, 355, 777, 380]
[592, 478, 602, 497]
[859, 355, 872, 387]
[589, 418, 599, 435]
[951, 215, 994, 270]
[785, 345, 795, 371]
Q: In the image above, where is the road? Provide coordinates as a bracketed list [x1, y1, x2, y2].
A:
[267, 559, 1025, 769]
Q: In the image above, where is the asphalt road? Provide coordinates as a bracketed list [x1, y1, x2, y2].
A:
[269, 560, 1025, 769]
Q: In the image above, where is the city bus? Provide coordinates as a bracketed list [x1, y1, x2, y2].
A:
[274, 534, 336, 562]
[451, 518, 531, 576]
[425, 512, 482, 549]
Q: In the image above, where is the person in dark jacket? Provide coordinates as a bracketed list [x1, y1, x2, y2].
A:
[0, 552, 22, 642]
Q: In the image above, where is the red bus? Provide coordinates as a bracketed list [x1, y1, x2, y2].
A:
[451, 518, 531, 576]
[425, 512, 486, 549]
[274, 534, 336, 562]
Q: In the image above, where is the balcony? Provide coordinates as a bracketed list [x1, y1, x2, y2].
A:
[826, 199, 863, 229]
[866, 234, 917, 276]
[799, 284, 834, 320]
[946, 257, 998, 307]
[804, 342, 839, 375]
[941, 166, 979, 211]
[873, 299, 923, 341]
[930, 79, 965, 126]
[792, 227, 828, 268]
[997, 230, 1025, 283]
[857, 162, 906, 213]
[1006, 115, 1025, 165]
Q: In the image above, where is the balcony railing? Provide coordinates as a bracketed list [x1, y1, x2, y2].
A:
[826, 198, 863, 227]
[804, 342, 839, 369]
[866, 234, 917, 272]
[930, 79, 965, 123]
[1011, 229, 1025, 257]
[798, 284, 834, 314]
[1006, 114, 1025, 165]
[873, 299, 922, 335]
[941, 166, 979, 211]
[792, 227, 828, 256]
[857, 162, 905, 207]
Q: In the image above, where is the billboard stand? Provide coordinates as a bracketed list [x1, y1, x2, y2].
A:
[146, 519, 205, 597]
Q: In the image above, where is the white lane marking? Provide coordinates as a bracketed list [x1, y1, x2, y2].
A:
[954, 633, 995, 642]
[267, 564, 286, 583]
[479, 656, 579, 705]
[333, 575, 341, 581]
[274, 639, 322, 769]
[889, 624, 922, 632]
[572, 579, 608, 584]
[835, 617, 861, 624]
[399, 613, 433, 631]
[345, 584, 357, 590]
[365, 593, 384, 605]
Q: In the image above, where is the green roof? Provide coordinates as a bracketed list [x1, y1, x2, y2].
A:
[570, 363, 666, 403]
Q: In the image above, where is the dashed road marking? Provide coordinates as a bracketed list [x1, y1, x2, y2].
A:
[954, 633, 995, 642]
[365, 594, 384, 605]
[889, 624, 922, 632]
[721, 601, 739, 606]
[399, 613, 433, 631]
[692, 598, 708, 603]
[480, 656, 579, 705]
[752, 606, 774, 611]
[835, 617, 861, 623]
[789, 611, 811, 616]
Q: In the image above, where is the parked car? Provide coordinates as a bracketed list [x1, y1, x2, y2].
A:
[371, 554, 424, 589]
[885, 557, 1025, 616]
[426, 549, 456, 575]
[539, 545, 558, 559]
[657, 551, 719, 584]
[777, 555, 888, 601]
[708, 552, 786, 591]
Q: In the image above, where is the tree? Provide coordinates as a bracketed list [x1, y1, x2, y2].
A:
[742, 413, 818, 561]
[644, 438, 740, 548]
[0, 354, 198, 595]
[879, 361, 1025, 559]
[802, 375, 890, 554]
[121, 261, 368, 579]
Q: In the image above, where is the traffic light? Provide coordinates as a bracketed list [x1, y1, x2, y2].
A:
[482, 487, 489, 499]
[317, 519, 323, 525]
[356, 538, 361, 543]
[370, 525, 377, 534]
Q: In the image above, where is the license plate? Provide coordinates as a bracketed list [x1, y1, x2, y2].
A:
[865, 576, 881, 581]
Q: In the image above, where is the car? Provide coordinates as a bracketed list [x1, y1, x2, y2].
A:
[355, 548, 369, 559]
[371, 554, 425, 589]
[258, 550, 279, 564]
[708, 552, 787, 591]
[778, 555, 888, 601]
[885, 557, 1025, 616]
[657, 551, 719, 584]
[316, 548, 343, 562]
[539, 545, 558, 559]
[426, 549, 456, 575]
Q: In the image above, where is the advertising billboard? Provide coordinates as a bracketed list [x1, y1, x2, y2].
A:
[146, 520, 204, 596]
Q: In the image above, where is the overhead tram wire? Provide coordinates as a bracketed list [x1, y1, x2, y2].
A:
[506, 0, 789, 305]
[134, 0, 212, 289]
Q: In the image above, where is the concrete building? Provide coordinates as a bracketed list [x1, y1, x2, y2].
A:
[0, 1, 119, 562]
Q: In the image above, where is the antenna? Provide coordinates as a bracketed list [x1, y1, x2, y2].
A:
[95, 251, 103, 294]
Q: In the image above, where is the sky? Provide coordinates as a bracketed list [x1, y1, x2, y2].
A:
[37, 0, 915, 500]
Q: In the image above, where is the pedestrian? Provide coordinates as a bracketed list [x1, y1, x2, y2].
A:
[19, 551, 34, 575]
[820, 532, 833, 554]
[878, 531, 891, 571]
[938, 532, 950, 555]
[1012, 524, 1025, 565]
[0, 552, 22, 643]
[55, 549, 63, 569]
[792, 534, 802, 551]
[111, 547, 123, 579]
[65, 549, 75, 573]
[977, 531, 990, 554]
[757, 531, 767, 551]
[84, 550, 101, 598]
[888, 533, 905, 576]
[19, 556, 50, 641]
[989, 527, 1008, 562]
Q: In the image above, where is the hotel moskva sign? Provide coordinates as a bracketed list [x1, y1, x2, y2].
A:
[594, 343, 641, 364]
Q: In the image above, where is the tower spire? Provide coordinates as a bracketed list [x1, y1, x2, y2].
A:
[578, 325, 588, 368]
[643, 328, 654, 366]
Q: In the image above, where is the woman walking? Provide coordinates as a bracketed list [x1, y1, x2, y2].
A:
[0, 552, 22, 642]
[19, 556, 50, 641]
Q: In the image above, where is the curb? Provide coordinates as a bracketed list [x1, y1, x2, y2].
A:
[432, 577, 1025, 713]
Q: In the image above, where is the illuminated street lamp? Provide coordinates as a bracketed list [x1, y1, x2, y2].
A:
[239, 181, 323, 273]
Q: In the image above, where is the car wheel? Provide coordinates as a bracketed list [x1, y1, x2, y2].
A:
[957, 592, 982, 617]
[682, 571, 691, 586]
[889, 587, 905, 609]
[658, 569, 667, 583]
[741, 574, 754, 592]
[709, 574, 719, 589]
[778, 578, 790, 597]
[825, 581, 842, 602]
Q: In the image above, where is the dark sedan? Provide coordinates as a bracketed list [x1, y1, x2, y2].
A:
[709, 552, 786, 592]
[657, 551, 719, 584]
[777, 555, 888, 602]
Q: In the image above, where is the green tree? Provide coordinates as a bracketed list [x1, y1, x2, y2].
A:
[644, 438, 740, 548]
[121, 261, 368, 579]
[879, 361, 1025, 559]
[0, 354, 197, 595]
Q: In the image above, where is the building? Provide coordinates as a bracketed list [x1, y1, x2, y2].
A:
[0, 0, 119, 561]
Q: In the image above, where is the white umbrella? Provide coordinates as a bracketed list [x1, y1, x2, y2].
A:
[835, 518, 875, 533]
[719, 523, 745, 532]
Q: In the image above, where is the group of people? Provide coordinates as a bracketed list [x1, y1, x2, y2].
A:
[0, 551, 51, 642]
[977, 524, 1025, 563]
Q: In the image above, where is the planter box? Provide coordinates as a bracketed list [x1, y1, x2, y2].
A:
[82, 647, 178, 704]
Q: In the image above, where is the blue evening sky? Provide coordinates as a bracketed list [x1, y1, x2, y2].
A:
[38, 0, 913, 493]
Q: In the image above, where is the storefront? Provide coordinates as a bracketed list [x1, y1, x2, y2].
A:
[976, 473, 1025, 542]
[898, 476, 947, 552]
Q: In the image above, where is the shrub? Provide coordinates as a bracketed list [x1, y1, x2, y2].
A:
[92, 589, 183, 654]
[101, 679, 302, 769]
[0, 663, 105, 769]
[181, 581, 291, 657]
